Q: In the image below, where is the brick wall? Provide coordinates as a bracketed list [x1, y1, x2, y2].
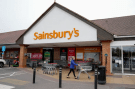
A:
[101, 41, 112, 75]
[54, 48, 60, 60]
[19, 45, 27, 68]
[27, 48, 41, 53]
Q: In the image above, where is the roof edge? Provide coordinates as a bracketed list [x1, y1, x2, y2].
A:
[16, 2, 113, 44]
[0, 29, 26, 34]
[55, 2, 113, 36]
[16, 2, 56, 43]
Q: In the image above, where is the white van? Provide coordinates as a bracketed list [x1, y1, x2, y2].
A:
[0, 59, 6, 68]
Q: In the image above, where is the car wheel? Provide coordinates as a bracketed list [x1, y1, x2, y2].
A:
[0, 62, 4, 68]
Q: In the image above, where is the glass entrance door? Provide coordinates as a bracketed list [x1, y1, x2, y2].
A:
[123, 46, 135, 73]
[131, 47, 135, 70]
[111, 46, 122, 73]
[42, 48, 54, 63]
[111, 46, 135, 74]
[123, 46, 131, 70]
[44, 51, 51, 63]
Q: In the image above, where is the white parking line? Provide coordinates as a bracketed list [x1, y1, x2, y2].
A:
[10, 72, 15, 76]
[0, 71, 27, 79]
[0, 72, 14, 75]
[0, 70, 27, 75]
[0, 84, 15, 89]
[0, 67, 11, 70]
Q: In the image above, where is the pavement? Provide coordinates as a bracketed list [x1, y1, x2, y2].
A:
[0, 65, 135, 89]
[27, 67, 135, 85]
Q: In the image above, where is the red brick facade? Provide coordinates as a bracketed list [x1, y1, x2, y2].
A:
[19, 45, 28, 68]
[101, 41, 112, 75]
[2, 44, 113, 74]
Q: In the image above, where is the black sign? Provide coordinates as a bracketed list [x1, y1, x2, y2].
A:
[60, 48, 67, 56]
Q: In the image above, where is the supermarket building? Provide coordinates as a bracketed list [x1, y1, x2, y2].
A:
[0, 2, 135, 75]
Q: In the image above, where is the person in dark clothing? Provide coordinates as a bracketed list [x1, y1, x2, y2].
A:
[67, 56, 80, 79]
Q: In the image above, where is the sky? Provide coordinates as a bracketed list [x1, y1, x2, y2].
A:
[0, 0, 135, 33]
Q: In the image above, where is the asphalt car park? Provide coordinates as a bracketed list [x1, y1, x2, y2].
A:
[0, 66, 135, 89]
[0, 67, 64, 89]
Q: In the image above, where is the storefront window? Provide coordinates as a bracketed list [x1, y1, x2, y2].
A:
[76, 47, 101, 61]
[14, 51, 19, 58]
[10, 51, 14, 58]
[27, 53, 31, 59]
[9, 51, 19, 58]
[112, 46, 122, 73]
[6, 51, 10, 58]
[84, 52, 99, 62]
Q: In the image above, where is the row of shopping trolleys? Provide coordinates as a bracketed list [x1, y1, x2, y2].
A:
[42, 63, 58, 75]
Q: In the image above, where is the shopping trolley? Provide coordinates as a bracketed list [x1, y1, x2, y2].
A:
[42, 63, 57, 75]
[77, 66, 92, 80]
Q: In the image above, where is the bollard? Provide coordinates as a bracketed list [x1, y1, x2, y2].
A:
[33, 63, 36, 84]
[32, 62, 34, 69]
[9, 60, 10, 67]
[59, 66, 62, 88]
[94, 68, 98, 89]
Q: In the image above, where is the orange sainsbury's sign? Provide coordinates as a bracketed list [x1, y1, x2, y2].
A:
[33, 28, 79, 40]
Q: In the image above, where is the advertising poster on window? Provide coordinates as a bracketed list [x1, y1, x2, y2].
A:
[10, 51, 14, 58]
[31, 53, 42, 59]
[68, 48, 75, 66]
[14, 51, 19, 58]
[60, 48, 67, 60]
[6, 51, 10, 58]
[77, 53, 83, 59]
[44, 51, 51, 62]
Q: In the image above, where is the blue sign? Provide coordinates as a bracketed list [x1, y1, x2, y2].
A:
[2, 46, 6, 52]
[105, 54, 108, 57]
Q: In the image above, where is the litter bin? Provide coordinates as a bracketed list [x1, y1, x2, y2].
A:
[98, 66, 106, 84]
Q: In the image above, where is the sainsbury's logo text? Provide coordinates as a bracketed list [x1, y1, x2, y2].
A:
[33, 28, 79, 40]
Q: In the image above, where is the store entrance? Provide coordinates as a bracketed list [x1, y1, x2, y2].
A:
[123, 46, 135, 73]
[42, 48, 54, 63]
[111, 46, 135, 74]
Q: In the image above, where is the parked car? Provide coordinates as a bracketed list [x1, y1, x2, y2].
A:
[0, 59, 6, 68]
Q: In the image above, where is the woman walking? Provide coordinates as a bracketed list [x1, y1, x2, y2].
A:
[67, 56, 80, 79]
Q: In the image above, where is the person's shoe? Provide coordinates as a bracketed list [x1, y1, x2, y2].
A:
[75, 76, 77, 79]
[67, 76, 70, 78]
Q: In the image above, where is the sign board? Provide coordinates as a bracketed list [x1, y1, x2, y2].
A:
[77, 53, 83, 59]
[60, 48, 67, 60]
[2, 46, 6, 52]
[33, 28, 79, 40]
[23, 6, 97, 44]
[105, 54, 108, 57]
[44, 52, 50, 57]
[68, 48, 75, 66]
[31, 53, 42, 59]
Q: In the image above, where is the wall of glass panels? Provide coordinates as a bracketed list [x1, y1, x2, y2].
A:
[111, 46, 122, 73]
